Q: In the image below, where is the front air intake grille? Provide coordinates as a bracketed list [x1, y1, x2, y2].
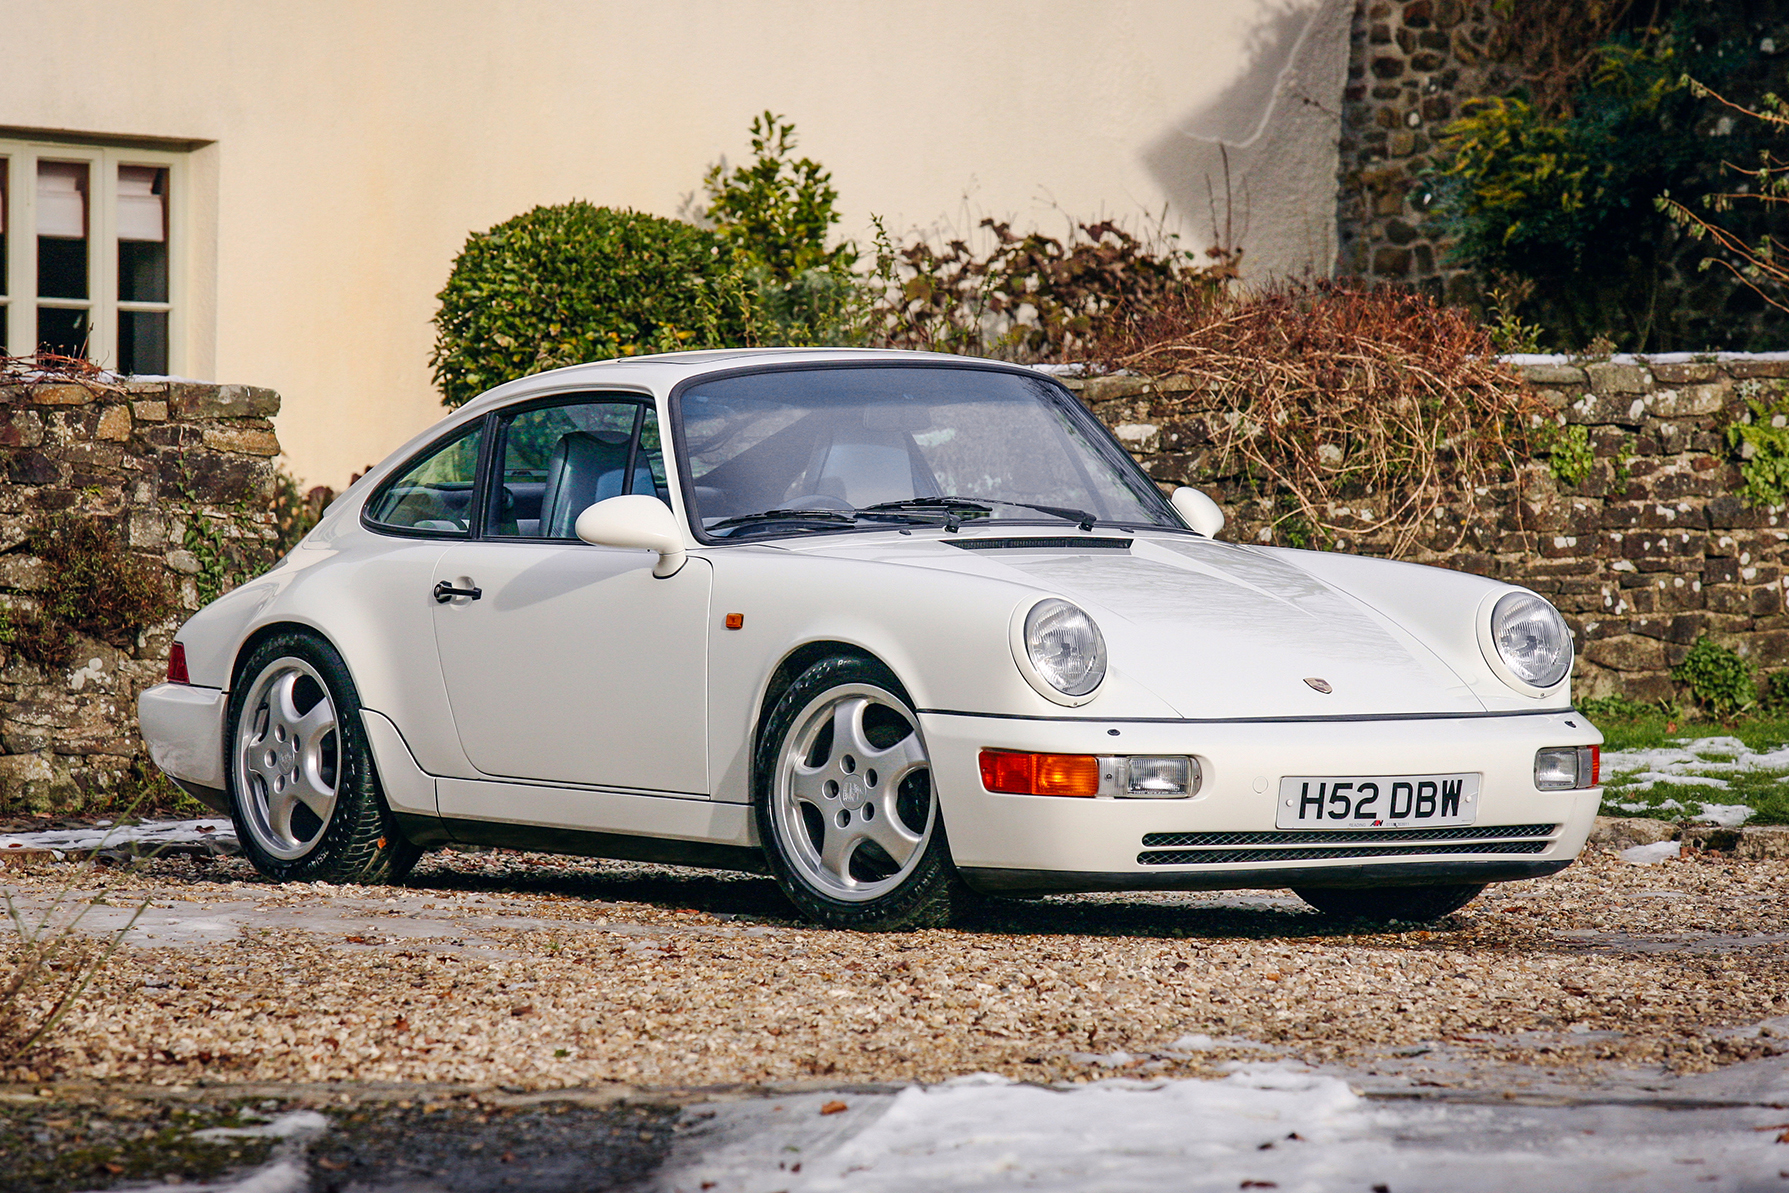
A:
[1141, 823, 1558, 848]
[1137, 840, 1553, 866]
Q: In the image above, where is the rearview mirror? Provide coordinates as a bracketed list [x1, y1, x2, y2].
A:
[1170, 487, 1225, 538]
[574, 495, 687, 578]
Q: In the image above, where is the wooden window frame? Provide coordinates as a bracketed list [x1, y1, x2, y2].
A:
[0, 139, 187, 373]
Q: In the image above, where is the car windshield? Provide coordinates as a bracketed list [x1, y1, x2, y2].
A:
[674, 366, 1180, 539]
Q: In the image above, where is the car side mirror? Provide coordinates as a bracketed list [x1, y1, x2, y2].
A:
[1170, 486, 1226, 538]
[574, 495, 688, 578]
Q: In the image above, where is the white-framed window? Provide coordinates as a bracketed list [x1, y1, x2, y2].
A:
[0, 139, 186, 375]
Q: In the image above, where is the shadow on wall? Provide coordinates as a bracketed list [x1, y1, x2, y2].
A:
[1142, 0, 1352, 280]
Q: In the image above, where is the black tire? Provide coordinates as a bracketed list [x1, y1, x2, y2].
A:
[225, 630, 421, 884]
[754, 655, 966, 930]
[1294, 883, 1485, 923]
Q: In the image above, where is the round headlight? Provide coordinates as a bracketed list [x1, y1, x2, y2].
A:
[1024, 598, 1107, 697]
[1490, 591, 1573, 688]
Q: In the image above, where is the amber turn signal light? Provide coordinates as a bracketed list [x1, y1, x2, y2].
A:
[978, 749, 1102, 797]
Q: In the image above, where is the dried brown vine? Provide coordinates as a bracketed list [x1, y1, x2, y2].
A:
[1088, 283, 1547, 557]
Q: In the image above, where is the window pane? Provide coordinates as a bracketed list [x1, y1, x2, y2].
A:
[37, 306, 88, 358]
[37, 162, 87, 301]
[118, 166, 169, 304]
[492, 400, 663, 538]
[119, 240, 169, 305]
[118, 309, 168, 376]
[365, 424, 483, 533]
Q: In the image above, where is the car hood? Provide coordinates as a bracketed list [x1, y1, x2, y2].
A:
[791, 531, 1486, 718]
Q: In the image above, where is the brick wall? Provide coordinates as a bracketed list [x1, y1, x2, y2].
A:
[0, 376, 281, 812]
[1069, 353, 1789, 702]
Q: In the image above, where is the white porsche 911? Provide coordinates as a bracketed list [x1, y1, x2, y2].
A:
[138, 348, 1602, 929]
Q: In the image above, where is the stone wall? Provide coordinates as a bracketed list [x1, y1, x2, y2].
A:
[1068, 353, 1789, 703]
[1333, 0, 1505, 302]
[0, 376, 281, 813]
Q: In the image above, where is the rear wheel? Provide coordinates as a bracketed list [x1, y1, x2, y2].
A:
[1294, 883, 1485, 924]
[227, 631, 420, 884]
[755, 656, 963, 930]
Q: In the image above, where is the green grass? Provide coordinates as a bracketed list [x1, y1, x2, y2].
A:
[1583, 706, 1789, 826]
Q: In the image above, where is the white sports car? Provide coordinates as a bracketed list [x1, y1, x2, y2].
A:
[139, 349, 1602, 929]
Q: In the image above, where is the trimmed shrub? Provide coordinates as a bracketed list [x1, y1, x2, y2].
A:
[429, 203, 753, 408]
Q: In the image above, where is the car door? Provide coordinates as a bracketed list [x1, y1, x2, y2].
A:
[429, 395, 712, 795]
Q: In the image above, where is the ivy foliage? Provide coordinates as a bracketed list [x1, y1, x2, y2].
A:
[1727, 379, 1789, 509]
[1432, 19, 1772, 351]
[1545, 422, 1597, 486]
[8, 515, 174, 670]
[1671, 635, 1756, 717]
[429, 204, 754, 408]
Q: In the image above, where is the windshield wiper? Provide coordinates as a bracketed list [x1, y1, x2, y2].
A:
[862, 496, 1100, 531]
[707, 508, 858, 535]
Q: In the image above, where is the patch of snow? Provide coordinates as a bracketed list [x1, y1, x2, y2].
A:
[782, 1066, 1361, 1192]
[190, 1109, 330, 1141]
[680, 1063, 1789, 1192]
[82, 1158, 312, 1193]
[1169, 1034, 1275, 1052]
[1622, 840, 1681, 866]
[1695, 803, 1756, 828]
[1066, 1049, 1135, 1068]
[0, 819, 234, 856]
[1601, 736, 1789, 801]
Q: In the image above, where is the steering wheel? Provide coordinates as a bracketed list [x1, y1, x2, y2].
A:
[784, 494, 855, 511]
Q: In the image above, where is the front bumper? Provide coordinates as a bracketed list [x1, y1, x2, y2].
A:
[137, 682, 229, 811]
[921, 710, 1601, 895]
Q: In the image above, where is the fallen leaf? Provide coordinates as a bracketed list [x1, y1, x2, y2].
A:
[820, 1100, 848, 1115]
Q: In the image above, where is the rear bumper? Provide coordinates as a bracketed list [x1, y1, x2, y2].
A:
[137, 682, 228, 809]
[922, 709, 1601, 893]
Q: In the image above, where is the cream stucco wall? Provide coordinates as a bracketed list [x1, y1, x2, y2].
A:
[2, 0, 1349, 487]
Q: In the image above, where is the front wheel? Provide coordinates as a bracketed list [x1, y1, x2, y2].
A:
[755, 656, 963, 930]
[1294, 883, 1485, 924]
[226, 631, 420, 884]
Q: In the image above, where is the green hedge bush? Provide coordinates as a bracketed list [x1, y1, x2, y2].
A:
[429, 203, 753, 408]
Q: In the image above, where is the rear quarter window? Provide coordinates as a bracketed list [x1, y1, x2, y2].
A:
[364, 422, 484, 535]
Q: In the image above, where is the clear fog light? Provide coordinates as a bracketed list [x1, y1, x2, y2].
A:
[1535, 745, 1599, 790]
[1126, 755, 1197, 797]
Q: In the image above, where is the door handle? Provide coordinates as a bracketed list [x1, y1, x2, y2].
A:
[433, 580, 483, 603]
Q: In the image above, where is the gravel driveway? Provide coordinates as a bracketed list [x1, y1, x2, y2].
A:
[4, 841, 1787, 1095]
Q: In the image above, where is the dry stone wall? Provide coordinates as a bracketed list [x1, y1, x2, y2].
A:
[1333, 0, 1505, 301]
[1069, 353, 1789, 704]
[0, 376, 281, 813]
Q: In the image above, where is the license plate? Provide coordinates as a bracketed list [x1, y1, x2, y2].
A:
[1275, 773, 1481, 829]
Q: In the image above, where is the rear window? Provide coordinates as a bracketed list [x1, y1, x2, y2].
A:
[364, 422, 484, 535]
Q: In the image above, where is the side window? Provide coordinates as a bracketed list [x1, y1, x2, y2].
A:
[491, 399, 667, 538]
[364, 422, 483, 534]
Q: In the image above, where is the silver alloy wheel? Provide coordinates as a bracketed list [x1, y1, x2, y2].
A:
[770, 682, 934, 902]
[232, 655, 341, 861]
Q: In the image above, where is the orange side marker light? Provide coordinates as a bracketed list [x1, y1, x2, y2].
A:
[724, 613, 745, 630]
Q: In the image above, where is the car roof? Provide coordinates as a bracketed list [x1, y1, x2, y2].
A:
[453, 347, 1043, 418]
